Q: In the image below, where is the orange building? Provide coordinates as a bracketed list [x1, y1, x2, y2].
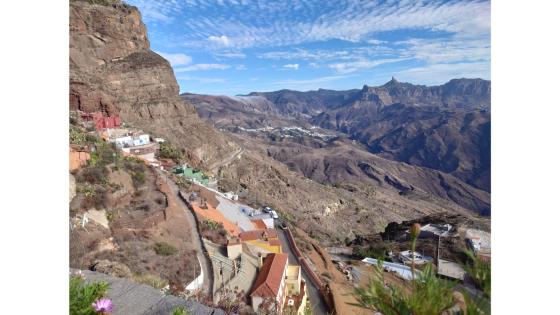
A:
[70, 148, 90, 171]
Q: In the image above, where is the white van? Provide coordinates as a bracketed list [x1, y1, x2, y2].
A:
[270, 210, 279, 219]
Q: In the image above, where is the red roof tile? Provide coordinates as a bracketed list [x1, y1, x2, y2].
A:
[252, 219, 268, 230]
[250, 253, 288, 298]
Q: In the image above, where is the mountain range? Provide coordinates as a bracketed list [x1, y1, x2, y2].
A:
[183, 78, 491, 215]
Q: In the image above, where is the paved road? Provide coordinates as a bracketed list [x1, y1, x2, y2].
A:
[277, 229, 329, 315]
[156, 169, 213, 297]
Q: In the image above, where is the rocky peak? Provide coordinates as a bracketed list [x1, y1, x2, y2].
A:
[70, 1, 238, 167]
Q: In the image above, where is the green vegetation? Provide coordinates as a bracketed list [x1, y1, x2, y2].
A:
[354, 262, 456, 315]
[353, 223, 491, 315]
[463, 250, 491, 298]
[154, 242, 178, 256]
[132, 273, 169, 289]
[70, 126, 88, 145]
[158, 141, 183, 163]
[131, 171, 146, 188]
[202, 219, 221, 231]
[353, 243, 390, 259]
[171, 307, 192, 315]
[89, 142, 119, 167]
[69, 276, 109, 315]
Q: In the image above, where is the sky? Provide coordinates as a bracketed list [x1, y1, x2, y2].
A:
[125, 0, 490, 95]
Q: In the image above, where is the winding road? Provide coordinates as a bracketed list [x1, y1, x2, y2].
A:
[156, 169, 213, 297]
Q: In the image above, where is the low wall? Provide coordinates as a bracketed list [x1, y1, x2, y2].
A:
[185, 256, 204, 291]
[178, 190, 215, 296]
[285, 229, 324, 289]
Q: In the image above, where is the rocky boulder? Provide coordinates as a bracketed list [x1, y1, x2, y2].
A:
[91, 259, 132, 278]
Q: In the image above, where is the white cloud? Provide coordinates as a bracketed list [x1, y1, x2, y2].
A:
[268, 75, 351, 91]
[177, 75, 227, 83]
[283, 64, 300, 70]
[396, 61, 490, 85]
[175, 63, 231, 72]
[155, 51, 192, 66]
[329, 58, 409, 74]
[208, 35, 230, 46]
[366, 39, 386, 45]
[214, 51, 246, 58]
[172, 0, 489, 50]
[235, 64, 247, 70]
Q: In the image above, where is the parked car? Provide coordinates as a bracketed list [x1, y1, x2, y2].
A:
[263, 206, 272, 213]
[270, 210, 279, 219]
[279, 222, 288, 230]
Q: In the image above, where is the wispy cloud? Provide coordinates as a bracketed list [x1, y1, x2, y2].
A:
[214, 51, 246, 58]
[235, 64, 247, 70]
[329, 58, 410, 74]
[283, 63, 299, 70]
[161, 0, 490, 49]
[155, 51, 192, 66]
[208, 35, 230, 46]
[269, 75, 352, 91]
[175, 63, 231, 72]
[177, 75, 227, 84]
[396, 61, 490, 85]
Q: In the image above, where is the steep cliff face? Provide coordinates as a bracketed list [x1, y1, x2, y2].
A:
[69, 1, 237, 166]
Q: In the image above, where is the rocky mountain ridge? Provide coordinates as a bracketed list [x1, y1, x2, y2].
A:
[70, 0, 237, 167]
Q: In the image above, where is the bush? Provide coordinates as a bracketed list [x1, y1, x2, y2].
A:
[171, 307, 192, 315]
[132, 273, 169, 289]
[69, 276, 109, 315]
[202, 220, 221, 231]
[354, 263, 456, 315]
[78, 166, 108, 185]
[131, 171, 146, 188]
[158, 142, 183, 162]
[154, 242, 178, 256]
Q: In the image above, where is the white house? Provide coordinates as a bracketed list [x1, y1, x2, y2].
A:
[132, 134, 150, 146]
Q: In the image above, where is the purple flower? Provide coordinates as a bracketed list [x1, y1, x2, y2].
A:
[92, 298, 113, 313]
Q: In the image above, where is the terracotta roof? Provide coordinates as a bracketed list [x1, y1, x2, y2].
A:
[250, 253, 289, 298]
[239, 229, 278, 242]
[252, 219, 268, 230]
[269, 239, 282, 247]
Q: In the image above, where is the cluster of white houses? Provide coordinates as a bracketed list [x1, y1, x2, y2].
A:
[101, 128, 165, 167]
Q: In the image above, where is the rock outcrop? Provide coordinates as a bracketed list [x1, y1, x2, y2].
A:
[70, 1, 237, 166]
[91, 259, 132, 278]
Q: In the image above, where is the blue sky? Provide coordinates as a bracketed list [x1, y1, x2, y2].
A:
[126, 0, 490, 95]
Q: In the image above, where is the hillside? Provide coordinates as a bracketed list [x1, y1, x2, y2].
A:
[70, 0, 487, 253]
[70, 0, 237, 167]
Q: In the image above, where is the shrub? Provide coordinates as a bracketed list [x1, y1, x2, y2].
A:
[132, 273, 169, 289]
[353, 262, 456, 315]
[69, 276, 110, 315]
[78, 166, 108, 185]
[171, 307, 192, 315]
[131, 171, 146, 188]
[154, 242, 178, 256]
[202, 220, 221, 231]
[70, 126, 93, 145]
[158, 142, 183, 162]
